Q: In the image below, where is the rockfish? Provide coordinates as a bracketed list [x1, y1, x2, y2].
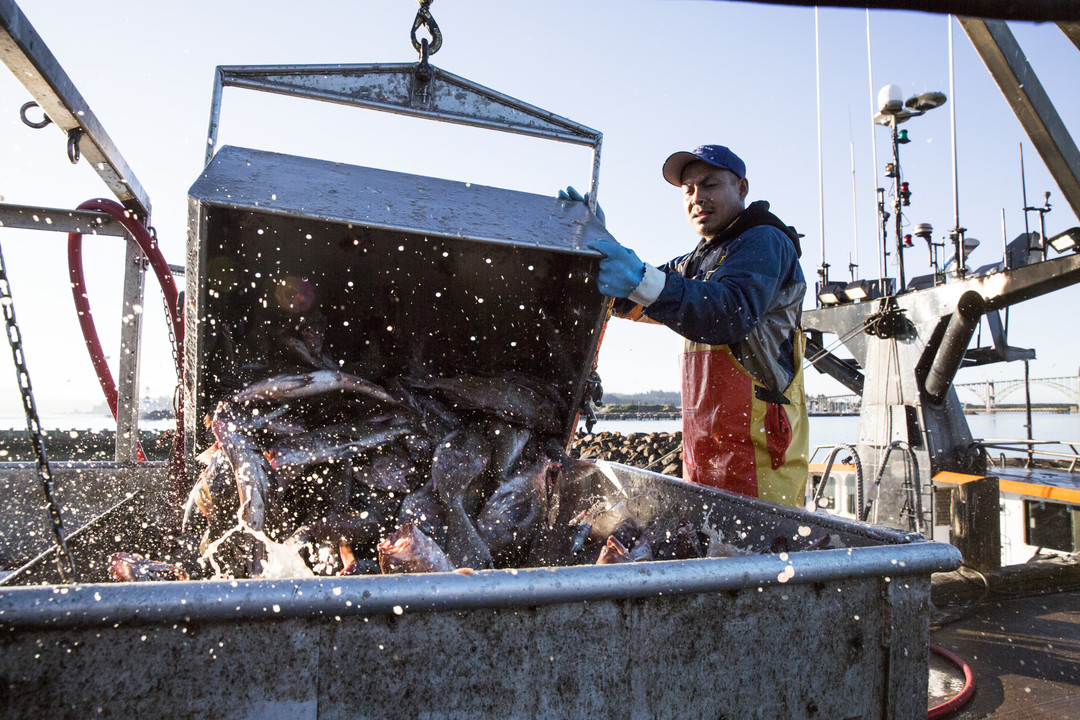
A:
[109, 552, 189, 582]
[407, 375, 563, 434]
[378, 522, 455, 574]
[233, 369, 400, 406]
[432, 427, 493, 570]
[477, 457, 558, 562]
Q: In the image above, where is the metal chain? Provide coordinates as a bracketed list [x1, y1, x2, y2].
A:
[0, 236, 76, 583]
[410, 0, 442, 57]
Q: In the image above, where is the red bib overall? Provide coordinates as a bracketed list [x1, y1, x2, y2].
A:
[680, 333, 808, 505]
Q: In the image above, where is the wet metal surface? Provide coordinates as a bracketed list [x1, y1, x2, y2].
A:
[185, 146, 613, 459]
[0, 463, 960, 719]
[931, 589, 1080, 718]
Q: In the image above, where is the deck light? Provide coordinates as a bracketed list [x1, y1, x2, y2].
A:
[843, 280, 871, 301]
[817, 282, 847, 305]
[1048, 228, 1080, 253]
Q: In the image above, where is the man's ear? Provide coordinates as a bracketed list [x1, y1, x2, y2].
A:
[737, 177, 749, 201]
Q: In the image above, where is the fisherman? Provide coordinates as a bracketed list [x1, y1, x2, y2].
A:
[585, 145, 808, 506]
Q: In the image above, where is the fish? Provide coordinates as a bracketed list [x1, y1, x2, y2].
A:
[476, 456, 558, 563]
[233, 369, 400, 406]
[527, 454, 602, 567]
[629, 537, 654, 562]
[337, 539, 380, 576]
[209, 402, 273, 533]
[486, 420, 532, 480]
[407, 374, 564, 434]
[594, 519, 652, 565]
[351, 448, 421, 495]
[277, 312, 338, 371]
[109, 552, 189, 582]
[431, 427, 493, 569]
[466, 420, 533, 515]
[182, 446, 238, 535]
[265, 423, 414, 478]
[397, 480, 447, 548]
[595, 536, 631, 565]
[289, 508, 385, 548]
[378, 522, 455, 574]
[648, 520, 705, 560]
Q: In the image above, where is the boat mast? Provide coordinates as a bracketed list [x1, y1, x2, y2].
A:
[816, 8, 828, 285]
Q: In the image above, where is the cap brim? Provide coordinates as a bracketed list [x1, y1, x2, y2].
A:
[662, 151, 700, 186]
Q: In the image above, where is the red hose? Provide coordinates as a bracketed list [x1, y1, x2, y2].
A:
[928, 643, 976, 718]
[67, 198, 186, 502]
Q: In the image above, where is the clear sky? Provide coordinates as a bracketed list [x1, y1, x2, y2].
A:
[2, 0, 1079, 418]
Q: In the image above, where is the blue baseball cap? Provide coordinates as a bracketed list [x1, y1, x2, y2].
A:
[662, 145, 746, 186]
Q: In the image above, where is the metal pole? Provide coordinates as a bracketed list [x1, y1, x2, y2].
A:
[891, 118, 906, 290]
[1024, 359, 1034, 466]
[949, 15, 961, 239]
[815, 8, 827, 284]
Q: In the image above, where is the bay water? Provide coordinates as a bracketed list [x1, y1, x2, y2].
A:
[579, 411, 1080, 461]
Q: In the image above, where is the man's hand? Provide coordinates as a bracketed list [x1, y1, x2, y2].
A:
[558, 185, 605, 225]
[587, 237, 646, 298]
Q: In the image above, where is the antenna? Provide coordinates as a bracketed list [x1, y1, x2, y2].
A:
[850, 136, 859, 277]
[816, 8, 827, 286]
[949, 15, 960, 235]
[867, 10, 884, 285]
[1021, 142, 1031, 240]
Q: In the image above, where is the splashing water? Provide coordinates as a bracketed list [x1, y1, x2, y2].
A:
[200, 520, 313, 580]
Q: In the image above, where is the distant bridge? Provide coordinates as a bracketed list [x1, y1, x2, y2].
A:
[809, 374, 1079, 415]
[954, 375, 1079, 411]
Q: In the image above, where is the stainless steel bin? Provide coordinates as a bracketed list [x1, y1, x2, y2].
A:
[0, 461, 960, 719]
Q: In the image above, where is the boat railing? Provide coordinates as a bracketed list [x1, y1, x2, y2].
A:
[978, 438, 1080, 472]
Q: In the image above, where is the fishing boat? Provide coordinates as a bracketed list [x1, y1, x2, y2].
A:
[0, 1, 1075, 718]
[800, 10, 1080, 575]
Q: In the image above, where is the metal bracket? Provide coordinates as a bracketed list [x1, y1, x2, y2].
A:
[0, 0, 151, 220]
[203, 62, 604, 212]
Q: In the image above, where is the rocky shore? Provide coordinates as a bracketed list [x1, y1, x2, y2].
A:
[569, 430, 684, 477]
[0, 427, 687, 477]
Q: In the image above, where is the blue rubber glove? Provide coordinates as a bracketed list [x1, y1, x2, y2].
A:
[558, 185, 606, 225]
[587, 237, 646, 298]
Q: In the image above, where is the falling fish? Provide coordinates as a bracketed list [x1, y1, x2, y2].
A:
[432, 426, 494, 570]
[233, 369, 400, 406]
[476, 456, 558, 562]
[407, 374, 564, 434]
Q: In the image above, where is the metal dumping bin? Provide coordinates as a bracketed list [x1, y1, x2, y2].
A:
[183, 144, 612, 459]
[0, 462, 959, 719]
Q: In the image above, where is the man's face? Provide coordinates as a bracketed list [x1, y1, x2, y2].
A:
[680, 161, 749, 239]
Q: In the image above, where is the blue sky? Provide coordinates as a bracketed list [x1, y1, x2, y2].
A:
[2, 0, 1079, 416]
